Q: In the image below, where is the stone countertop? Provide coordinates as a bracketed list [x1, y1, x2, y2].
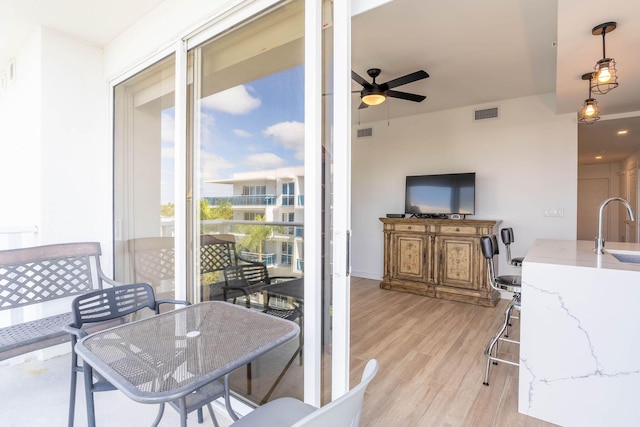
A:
[524, 238, 640, 271]
[518, 238, 640, 426]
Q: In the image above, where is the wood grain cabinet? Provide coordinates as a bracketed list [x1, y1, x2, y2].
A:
[380, 218, 500, 307]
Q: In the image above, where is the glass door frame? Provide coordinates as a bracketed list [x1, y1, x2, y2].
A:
[108, 0, 352, 408]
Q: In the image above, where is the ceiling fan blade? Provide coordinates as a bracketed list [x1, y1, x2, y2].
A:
[358, 101, 369, 109]
[386, 90, 426, 103]
[384, 70, 429, 89]
[351, 71, 372, 88]
[323, 91, 361, 96]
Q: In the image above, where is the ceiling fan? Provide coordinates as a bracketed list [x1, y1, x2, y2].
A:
[352, 68, 429, 109]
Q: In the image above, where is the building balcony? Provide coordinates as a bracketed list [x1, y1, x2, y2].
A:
[205, 195, 277, 207]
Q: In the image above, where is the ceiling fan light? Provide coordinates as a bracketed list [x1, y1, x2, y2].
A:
[362, 93, 386, 106]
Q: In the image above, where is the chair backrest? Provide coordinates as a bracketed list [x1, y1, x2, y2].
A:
[200, 234, 243, 275]
[70, 283, 157, 328]
[500, 227, 517, 265]
[293, 359, 379, 427]
[128, 234, 251, 298]
[224, 264, 269, 288]
[128, 237, 175, 289]
[480, 235, 500, 291]
[480, 235, 496, 260]
[0, 242, 106, 310]
[501, 227, 515, 245]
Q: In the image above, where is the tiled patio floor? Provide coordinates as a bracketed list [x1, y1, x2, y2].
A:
[0, 353, 234, 427]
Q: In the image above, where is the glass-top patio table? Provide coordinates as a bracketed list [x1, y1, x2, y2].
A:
[75, 301, 300, 427]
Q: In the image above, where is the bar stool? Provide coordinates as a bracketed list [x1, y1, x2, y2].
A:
[480, 235, 521, 386]
[500, 227, 524, 267]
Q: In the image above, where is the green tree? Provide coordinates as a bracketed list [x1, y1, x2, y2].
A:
[160, 203, 175, 217]
[200, 198, 215, 220]
[209, 199, 233, 220]
[200, 199, 232, 237]
[162, 200, 232, 220]
[237, 215, 284, 262]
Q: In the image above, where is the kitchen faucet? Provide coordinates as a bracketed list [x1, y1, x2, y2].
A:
[596, 197, 635, 254]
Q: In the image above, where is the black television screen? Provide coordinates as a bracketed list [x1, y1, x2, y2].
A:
[405, 173, 476, 216]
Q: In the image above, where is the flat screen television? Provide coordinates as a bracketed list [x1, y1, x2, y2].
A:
[405, 172, 476, 217]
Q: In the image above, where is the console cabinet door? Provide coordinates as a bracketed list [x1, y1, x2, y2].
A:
[436, 235, 478, 290]
[391, 233, 430, 282]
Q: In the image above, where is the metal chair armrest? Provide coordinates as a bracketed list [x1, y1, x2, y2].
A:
[62, 324, 89, 340]
[154, 299, 191, 314]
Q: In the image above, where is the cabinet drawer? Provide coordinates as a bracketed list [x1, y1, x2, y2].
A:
[440, 225, 477, 235]
[394, 224, 426, 232]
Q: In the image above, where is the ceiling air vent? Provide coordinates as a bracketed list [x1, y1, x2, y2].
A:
[357, 127, 373, 138]
[474, 107, 499, 121]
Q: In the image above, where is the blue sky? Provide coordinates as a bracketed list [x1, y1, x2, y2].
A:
[161, 65, 304, 203]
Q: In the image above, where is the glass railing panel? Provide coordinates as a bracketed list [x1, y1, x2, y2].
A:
[205, 195, 276, 206]
[280, 254, 292, 265]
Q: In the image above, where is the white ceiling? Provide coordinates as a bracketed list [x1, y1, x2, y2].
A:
[0, 0, 163, 66]
[1, 0, 639, 165]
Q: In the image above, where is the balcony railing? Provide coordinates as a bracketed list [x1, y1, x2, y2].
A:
[241, 251, 276, 266]
[160, 219, 304, 273]
[205, 195, 276, 206]
[0, 225, 39, 250]
[280, 254, 292, 265]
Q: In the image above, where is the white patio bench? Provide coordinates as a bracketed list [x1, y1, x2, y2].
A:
[0, 242, 123, 361]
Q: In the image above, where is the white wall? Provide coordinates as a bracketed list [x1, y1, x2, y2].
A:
[0, 29, 42, 230]
[39, 28, 109, 247]
[0, 27, 109, 264]
[351, 93, 578, 279]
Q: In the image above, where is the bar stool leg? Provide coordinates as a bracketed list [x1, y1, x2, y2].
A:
[483, 303, 514, 386]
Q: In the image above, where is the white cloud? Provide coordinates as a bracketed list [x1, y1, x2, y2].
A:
[199, 151, 235, 184]
[233, 129, 253, 138]
[263, 121, 305, 160]
[198, 111, 217, 150]
[161, 111, 175, 143]
[245, 153, 285, 169]
[200, 85, 261, 115]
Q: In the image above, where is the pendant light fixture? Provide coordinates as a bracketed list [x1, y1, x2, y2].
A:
[579, 72, 600, 125]
[591, 22, 619, 95]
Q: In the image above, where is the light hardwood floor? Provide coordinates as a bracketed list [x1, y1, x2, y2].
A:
[350, 277, 557, 427]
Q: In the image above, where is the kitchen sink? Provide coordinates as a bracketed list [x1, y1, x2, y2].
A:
[607, 249, 640, 264]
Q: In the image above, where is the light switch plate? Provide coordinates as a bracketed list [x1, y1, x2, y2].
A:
[544, 208, 564, 217]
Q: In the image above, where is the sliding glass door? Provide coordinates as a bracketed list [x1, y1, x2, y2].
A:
[113, 55, 176, 300]
[187, 0, 306, 404]
[112, 0, 349, 409]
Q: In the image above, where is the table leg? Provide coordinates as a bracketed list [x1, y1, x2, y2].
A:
[151, 403, 165, 427]
[83, 366, 96, 427]
[180, 397, 188, 427]
[224, 374, 239, 421]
